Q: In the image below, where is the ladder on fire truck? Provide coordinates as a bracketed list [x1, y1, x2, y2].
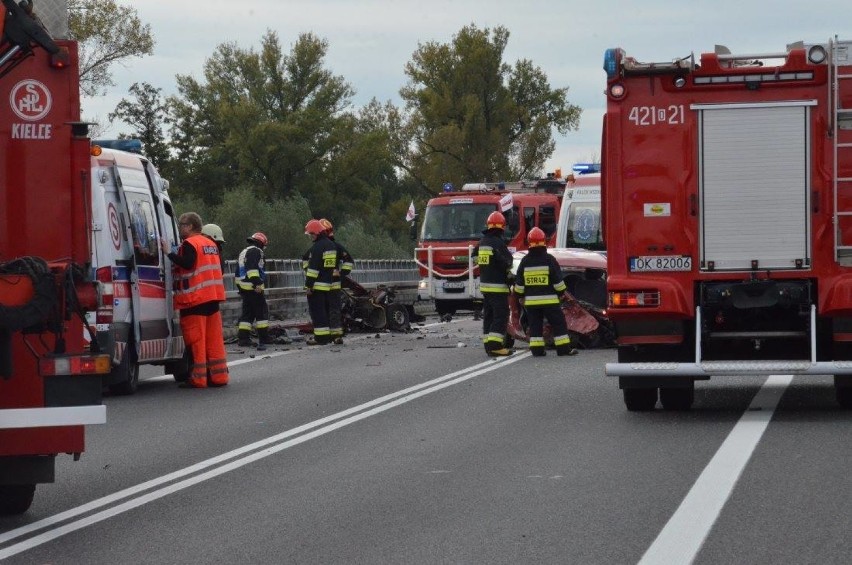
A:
[832, 37, 852, 264]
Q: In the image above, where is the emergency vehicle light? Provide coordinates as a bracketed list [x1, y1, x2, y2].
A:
[49, 47, 70, 69]
[40, 354, 112, 376]
[609, 290, 660, 308]
[609, 84, 625, 99]
[604, 48, 623, 78]
[808, 45, 827, 64]
[572, 163, 601, 174]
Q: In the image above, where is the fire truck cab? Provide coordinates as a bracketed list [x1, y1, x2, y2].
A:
[602, 38, 852, 411]
[415, 176, 563, 317]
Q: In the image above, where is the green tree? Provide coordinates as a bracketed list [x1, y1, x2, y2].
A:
[168, 30, 355, 207]
[108, 82, 170, 169]
[400, 24, 581, 194]
[68, 0, 155, 97]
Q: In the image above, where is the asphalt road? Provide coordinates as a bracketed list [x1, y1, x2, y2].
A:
[2, 315, 852, 564]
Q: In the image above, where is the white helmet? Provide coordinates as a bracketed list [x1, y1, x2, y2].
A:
[201, 223, 225, 244]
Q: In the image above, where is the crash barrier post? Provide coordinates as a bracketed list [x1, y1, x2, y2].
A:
[219, 259, 429, 330]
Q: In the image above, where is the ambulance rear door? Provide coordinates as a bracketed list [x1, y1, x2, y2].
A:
[113, 157, 177, 363]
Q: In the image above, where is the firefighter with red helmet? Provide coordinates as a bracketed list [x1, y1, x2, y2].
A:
[319, 218, 354, 344]
[304, 219, 338, 345]
[236, 231, 271, 350]
[514, 227, 577, 357]
[160, 212, 229, 388]
[473, 211, 514, 356]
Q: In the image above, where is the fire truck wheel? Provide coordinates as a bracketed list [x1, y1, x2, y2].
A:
[659, 386, 694, 411]
[623, 388, 658, 411]
[0, 484, 36, 515]
[835, 385, 852, 409]
[108, 342, 139, 396]
[386, 303, 410, 331]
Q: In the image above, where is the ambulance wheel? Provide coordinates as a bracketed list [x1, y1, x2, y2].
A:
[108, 343, 139, 396]
[0, 484, 36, 515]
[623, 387, 658, 411]
[167, 349, 192, 383]
[659, 386, 694, 411]
[386, 303, 410, 331]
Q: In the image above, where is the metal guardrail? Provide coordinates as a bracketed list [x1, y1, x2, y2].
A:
[220, 259, 424, 328]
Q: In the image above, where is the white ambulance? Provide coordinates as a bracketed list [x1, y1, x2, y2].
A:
[87, 140, 187, 394]
[555, 164, 604, 253]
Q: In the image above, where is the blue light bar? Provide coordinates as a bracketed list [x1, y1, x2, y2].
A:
[603, 48, 622, 79]
[93, 139, 143, 154]
[572, 163, 601, 174]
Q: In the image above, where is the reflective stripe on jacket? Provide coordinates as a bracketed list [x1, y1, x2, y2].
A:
[513, 248, 566, 307]
[237, 245, 266, 292]
[173, 234, 225, 309]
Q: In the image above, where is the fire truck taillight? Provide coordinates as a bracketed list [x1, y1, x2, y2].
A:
[40, 354, 112, 376]
[49, 47, 70, 69]
[609, 290, 661, 308]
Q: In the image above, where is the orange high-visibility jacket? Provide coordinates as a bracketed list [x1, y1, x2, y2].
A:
[173, 234, 225, 309]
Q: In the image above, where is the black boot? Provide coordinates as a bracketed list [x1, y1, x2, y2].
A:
[237, 328, 252, 347]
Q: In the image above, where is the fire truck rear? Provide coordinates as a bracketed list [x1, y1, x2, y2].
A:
[602, 38, 852, 411]
[0, 0, 107, 514]
[415, 176, 563, 318]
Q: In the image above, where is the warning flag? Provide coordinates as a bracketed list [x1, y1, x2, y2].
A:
[405, 200, 416, 222]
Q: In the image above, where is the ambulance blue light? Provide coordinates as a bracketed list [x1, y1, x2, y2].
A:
[93, 139, 143, 154]
[572, 163, 601, 174]
[604, 48, 621, 79]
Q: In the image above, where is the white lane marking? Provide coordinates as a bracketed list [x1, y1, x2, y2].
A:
[639, 374, 793, 565]
[0, 352, 529, 556]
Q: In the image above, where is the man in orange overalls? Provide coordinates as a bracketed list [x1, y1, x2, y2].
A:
[161, 212, 229, 388]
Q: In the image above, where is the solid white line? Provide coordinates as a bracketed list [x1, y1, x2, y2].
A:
[0, 352, 528, 555]
[638, 374, 793, 565]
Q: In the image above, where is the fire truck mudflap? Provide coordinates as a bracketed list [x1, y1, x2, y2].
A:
[602, 38, 852, 411]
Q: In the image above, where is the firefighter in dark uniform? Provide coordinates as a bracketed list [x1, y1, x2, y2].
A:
[319, 218, 354, 345]
[474, 211, 514, 357]
[514, 227, 578, 357]
[304, 219, 337, 345]
[236, 232, 271, 350]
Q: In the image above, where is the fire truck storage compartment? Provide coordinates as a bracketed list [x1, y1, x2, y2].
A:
[697, 101, 813, 271]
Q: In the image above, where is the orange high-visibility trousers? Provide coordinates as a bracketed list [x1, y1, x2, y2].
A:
[180, 311, 230, 388]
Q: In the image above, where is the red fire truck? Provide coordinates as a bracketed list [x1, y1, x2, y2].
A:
[415, 175, 563, 318]
[602, 38, 852, 411]
[0, 1, 109, 514]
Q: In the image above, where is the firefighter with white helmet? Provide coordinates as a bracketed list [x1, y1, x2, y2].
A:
[303, 219, 337, 345]
[201, 223, 226, 271]
[473, 211, 514, 356]
[236, 231, 271, 350]
[513, 227, 577, 357]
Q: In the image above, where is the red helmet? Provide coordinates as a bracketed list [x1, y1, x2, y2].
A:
[527, 227, 547, 247]
[247, 232, 268, 247]
[486, 211, 506, 230]
[304, 219, 326, 236]
[319, 218, 334, 236]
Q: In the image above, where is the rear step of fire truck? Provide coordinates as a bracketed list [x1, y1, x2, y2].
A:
[832, 38, 852, 264]
[606, 306, 852, 378]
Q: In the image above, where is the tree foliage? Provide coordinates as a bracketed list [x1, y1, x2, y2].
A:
[108, 82, 170, 169]
[167, 30, 356, 206]
[68, 0, 154, 97]
[400, 24, 581, 195]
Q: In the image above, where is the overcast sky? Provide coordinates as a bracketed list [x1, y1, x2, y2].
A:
[84, 0, 847, 175]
